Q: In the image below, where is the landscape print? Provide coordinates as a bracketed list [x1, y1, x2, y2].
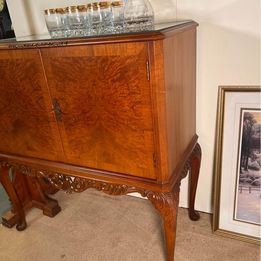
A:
[234, 109, 261, 225]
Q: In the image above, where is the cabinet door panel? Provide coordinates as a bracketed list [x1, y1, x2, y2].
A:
[41, 43, 156, 179]
[0, 49, 64, 161]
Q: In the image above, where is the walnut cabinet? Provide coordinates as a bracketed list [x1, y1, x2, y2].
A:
[0, 21, 201, 261]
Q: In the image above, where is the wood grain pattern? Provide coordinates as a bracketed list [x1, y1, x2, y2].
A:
[41, 43, 156, 179]
[148, 40, 169, 182]
[0, 22, 200, 261]
[0, 138, 196, 194]
[0, 49, 64, 161]
[163, 27, 197, 181]
[148, 27, 197, 182]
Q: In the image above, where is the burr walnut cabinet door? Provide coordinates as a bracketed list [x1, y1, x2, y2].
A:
[41, 43, 156, 179]
[0, 49, 64, 161]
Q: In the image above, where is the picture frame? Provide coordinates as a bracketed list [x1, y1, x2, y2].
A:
[213, 86, 261, 245]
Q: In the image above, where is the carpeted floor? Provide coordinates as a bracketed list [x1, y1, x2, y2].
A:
[0, 190, 259, 261]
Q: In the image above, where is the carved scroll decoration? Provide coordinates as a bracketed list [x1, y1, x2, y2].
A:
[0, 161, 180, 215]
[0, 143, 200, 206]
[8, 41, 68, 49]
[140, 181, 180, 224]
[41, 173, 132, 195]
[0, 143, 201, 197]
[0, 161, 137, 196]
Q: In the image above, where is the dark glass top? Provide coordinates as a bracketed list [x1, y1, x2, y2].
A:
[0, 20, 193, 44]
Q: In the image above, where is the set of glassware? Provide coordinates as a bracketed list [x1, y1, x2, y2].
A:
[44, 0, 154, 38]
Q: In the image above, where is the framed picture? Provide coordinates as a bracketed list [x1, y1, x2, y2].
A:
[213, 86, 261, 245]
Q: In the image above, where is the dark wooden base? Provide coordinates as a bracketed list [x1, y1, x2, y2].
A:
[2, 201, 61, 231]
[2, 210, 18, 228]
[0, 142, 201, 261]
[0, 167, 61, 230]
[2, 209, 27, 231]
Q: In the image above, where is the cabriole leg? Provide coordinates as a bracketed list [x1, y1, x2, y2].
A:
[189, 143, 202, 221]
[146, 183, 180, 261]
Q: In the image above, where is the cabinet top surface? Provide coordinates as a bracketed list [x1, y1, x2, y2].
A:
[0, 20, 197, 49]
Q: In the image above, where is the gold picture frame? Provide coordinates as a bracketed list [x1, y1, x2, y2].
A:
[213, 86, 261, 245]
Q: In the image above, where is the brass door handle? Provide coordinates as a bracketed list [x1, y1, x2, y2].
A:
[52, 98, 62, 121]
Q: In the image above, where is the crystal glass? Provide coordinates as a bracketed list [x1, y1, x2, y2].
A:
[44, 9, 64, 38]
[55, 8, 69, 37]
[124, 0, 154, 32]
[89, 3, 102, 35]
[100, 2, 113, 34]
[111, 1, 124, 33]
[77, 5, 91, 36]
[66, 6, 89, 37]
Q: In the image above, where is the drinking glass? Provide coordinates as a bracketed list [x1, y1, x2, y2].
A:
[55, 8, 69, 37]
[124, 0, 154, 32]
[111, 1, 124, 33]
[66, 5, 88, 37]
[77, 5, 91, 36]
[100, 2, 113, 34]
[89, 3, 102, 35]
[44, 9, 64, 38]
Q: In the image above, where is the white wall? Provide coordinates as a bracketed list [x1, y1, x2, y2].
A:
[177, 0, 260, 213]
[6, 0, 260, 213]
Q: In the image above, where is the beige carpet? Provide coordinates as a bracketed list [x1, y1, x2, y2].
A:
[0, 190, 259, 261]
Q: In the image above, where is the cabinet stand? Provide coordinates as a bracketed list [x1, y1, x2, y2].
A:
[0, 143, 201, 261]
